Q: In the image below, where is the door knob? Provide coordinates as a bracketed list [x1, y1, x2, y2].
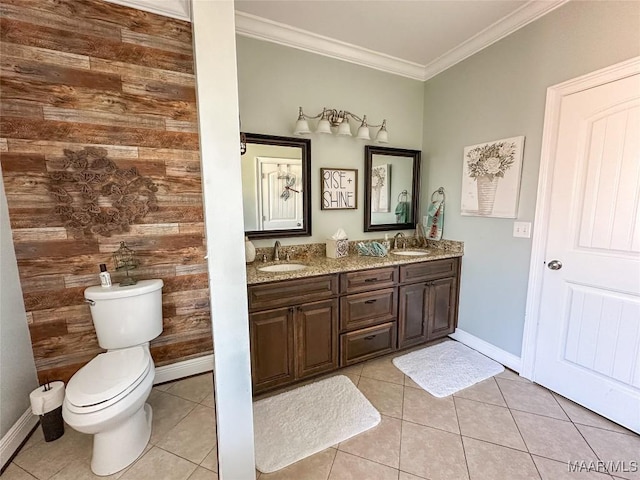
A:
[547, 260, 563, 270]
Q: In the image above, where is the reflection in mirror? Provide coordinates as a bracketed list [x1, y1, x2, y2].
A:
[241, 133, 311, 239]
[364, 146, 421, 232]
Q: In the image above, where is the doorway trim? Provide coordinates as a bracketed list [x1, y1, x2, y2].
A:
[520, 56, 640, 380]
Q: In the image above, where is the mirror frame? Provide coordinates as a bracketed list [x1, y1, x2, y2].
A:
[364, 145, 421, 232]
[243, 132, 312, 239]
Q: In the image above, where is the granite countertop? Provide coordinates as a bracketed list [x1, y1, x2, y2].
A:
[246, 239, 463, 285]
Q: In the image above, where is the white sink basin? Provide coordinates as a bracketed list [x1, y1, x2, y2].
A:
[391, 250, 430, 256]
[258, 263, 308, 273]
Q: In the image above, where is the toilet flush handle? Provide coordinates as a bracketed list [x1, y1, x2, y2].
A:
[84, 298, 95, 306]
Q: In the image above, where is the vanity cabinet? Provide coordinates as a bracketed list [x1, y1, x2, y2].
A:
[248, 275, 338, 394]
[398, 258, 460, 349]
[247, 257, 460, 394]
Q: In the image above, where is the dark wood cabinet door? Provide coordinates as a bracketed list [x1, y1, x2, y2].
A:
[295, 299, 339, 379]
[249, 307, 294, 393]
[427, 276, 457, 340]
[398, 283, 429, 349]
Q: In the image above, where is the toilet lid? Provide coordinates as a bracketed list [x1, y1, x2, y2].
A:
[66, 346, 150, 407]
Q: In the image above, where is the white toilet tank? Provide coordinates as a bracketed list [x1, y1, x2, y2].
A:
[84, 279, 164, 350]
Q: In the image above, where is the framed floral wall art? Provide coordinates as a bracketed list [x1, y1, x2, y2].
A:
[371, 164, 391, 213]
[460, 136, 525, 218]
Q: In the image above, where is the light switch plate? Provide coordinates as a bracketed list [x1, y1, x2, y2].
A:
[513, 222, 532, 238]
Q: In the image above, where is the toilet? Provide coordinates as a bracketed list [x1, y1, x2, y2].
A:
[62, 279, 164, 476]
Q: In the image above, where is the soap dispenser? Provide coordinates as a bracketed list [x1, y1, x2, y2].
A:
[244, 236, 256, 263]
[383, 234, 391, 251]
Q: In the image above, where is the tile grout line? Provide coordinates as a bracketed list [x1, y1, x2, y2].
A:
[491, 379, 575, 423]
[495, 378, 531, 454]
[458, 433, 531, 455]
[330, 449, 401, 477]
[549, 388, 615, 475]
[572, 421, 638, 438]
[494, 379, 543, 479]
[326, 445, 339, 480]
[451, 396, 472, 480]
[12, 463, 38, 480]
[551, 392, 637, 437]
[398, 377, 406, 477]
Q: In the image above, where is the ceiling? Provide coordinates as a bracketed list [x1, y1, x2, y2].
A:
[234, 0, 567, 80]
[106, 0, 567, 81]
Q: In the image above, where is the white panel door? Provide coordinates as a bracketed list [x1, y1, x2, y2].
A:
[258, 159, 303, 230]
[534, 72, 640, 433]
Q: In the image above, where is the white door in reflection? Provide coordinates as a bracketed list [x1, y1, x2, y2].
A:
[257, 157, 303, 230]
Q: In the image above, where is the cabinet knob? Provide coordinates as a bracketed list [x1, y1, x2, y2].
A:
[364, 335, 376, 340]
[364, 299, 377, 304]
[364, 278, 376, 283]
[288, 306, 294, 313]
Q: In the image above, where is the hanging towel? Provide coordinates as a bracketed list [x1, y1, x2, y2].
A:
[427, 188, 445, 240]
[395, 201, 409, 223]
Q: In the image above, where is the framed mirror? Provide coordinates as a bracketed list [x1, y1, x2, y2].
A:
[241, 133, 311, 239]
[364, 145, 421, 232]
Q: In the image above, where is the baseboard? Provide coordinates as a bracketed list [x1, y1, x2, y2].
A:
[154, 354, 214, 385]
[0, 408, 38, 470]
[449, 329, 522, 373]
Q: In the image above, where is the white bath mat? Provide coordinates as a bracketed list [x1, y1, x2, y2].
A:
[393, 340, 504, 397]
[253, 375, 380, 473]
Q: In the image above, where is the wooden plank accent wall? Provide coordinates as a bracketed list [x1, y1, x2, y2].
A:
[0, 0, 212, 384]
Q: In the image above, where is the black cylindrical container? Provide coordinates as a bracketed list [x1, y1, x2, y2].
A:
[40, 405, 64, 442]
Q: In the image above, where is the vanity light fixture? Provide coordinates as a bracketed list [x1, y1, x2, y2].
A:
[293, 107, 388, 143]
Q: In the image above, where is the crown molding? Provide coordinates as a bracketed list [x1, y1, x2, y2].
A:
[422, 0, 569, 80]
[235, 0, 569, 81]
[234, 12, 425, 81]
[102, 0, 191, 22]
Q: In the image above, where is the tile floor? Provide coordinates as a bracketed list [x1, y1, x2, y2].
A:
[4, 351, 639, 480]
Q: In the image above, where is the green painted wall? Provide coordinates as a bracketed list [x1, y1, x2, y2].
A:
[422, 0, 640, 356]
[236, 36, 424, 246]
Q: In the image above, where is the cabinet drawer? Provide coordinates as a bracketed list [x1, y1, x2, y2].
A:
[340, 322, 397, 366]
[399, 258, 458, 284]
[248, 275, 338, 311]
[340, 267, 398, 294]
[340, 288, 397, 332]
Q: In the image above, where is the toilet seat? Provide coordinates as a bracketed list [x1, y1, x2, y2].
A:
[65, 346, 151, 414]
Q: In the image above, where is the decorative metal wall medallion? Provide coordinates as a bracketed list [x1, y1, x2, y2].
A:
[48, 147, 158, 237]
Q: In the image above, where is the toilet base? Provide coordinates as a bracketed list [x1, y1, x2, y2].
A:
[91, 403, 153, 476]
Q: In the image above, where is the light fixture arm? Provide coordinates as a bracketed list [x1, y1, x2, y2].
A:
[298, 107, 384, 128]
[294, 106, 388, 143]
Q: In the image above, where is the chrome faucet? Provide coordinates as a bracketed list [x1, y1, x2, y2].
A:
[393, 232, 406, 250]
[273, 240, 281, 261]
